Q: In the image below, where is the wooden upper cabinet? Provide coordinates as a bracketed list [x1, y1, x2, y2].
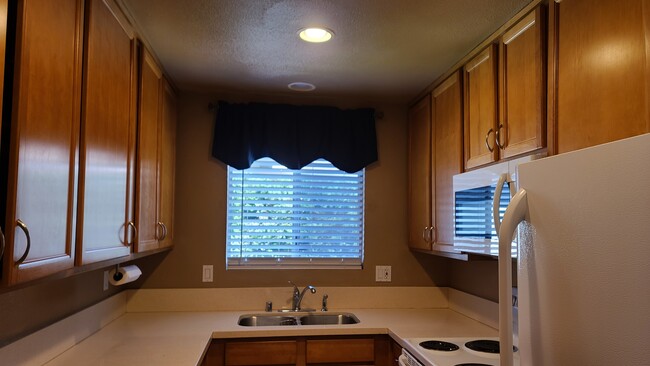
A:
[2, 0, 84, 284]
[551, 0, 650, 153]
[499, 6, 546, 159]
[158, 77, 177, 248]
[432, 71, 463, 246]
[0, 0, 7, 262]
[407, 96, 433, 251]
[76, 0, 136, 264]
[135, 46, 162, 252]
[463, 45, 498, 170]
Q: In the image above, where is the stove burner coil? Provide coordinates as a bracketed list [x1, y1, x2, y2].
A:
[465, 339, 500, 353]
[419, 340, 460, 351]
[464, 339, 518, 354]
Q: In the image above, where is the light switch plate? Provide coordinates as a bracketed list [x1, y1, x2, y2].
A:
[375, 265, 391, 282]
[202, 265, 214, 282]
[103, 270, 109, 291]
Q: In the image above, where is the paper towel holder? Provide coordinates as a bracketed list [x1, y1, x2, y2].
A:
[112, 264, 124, 282]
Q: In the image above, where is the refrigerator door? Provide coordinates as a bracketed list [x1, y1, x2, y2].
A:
[515, 133, 650, 365]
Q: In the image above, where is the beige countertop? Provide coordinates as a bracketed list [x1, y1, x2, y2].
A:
[43, 308, 498, 366]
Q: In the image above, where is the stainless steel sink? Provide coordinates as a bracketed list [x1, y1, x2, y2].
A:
[299, 313, 359, 325]
[238, 312, 359, 326]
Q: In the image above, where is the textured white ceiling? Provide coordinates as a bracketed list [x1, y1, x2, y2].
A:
[121, 0, 531, 102]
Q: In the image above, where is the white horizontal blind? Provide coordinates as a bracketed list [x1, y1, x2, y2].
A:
[226, 158, 364, 268]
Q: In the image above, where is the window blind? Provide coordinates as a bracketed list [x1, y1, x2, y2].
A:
[226, 158, 364, 269]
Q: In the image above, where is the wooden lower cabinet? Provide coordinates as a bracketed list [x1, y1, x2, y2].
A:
[202, 335, 393, 366]
[391, 339, 402, 366]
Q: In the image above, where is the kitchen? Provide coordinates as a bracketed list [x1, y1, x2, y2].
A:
[1, 0, 649, 365]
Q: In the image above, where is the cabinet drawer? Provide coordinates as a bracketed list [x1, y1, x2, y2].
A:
[306, 338, 375, 363]
[225, 340, 297, 365]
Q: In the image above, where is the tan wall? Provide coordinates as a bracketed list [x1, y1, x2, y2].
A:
[140, 92, 450, 288]
[0, 268, 123, 347]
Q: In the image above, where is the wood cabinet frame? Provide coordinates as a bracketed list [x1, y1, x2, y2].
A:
[202, 335, 392, 366]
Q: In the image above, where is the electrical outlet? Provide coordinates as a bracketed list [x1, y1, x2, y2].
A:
[103, 270, 109, 291]
[375, 265, 391, 282]
[202, 265, 214, 282]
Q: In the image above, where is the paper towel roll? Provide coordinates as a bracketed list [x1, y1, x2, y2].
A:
[109, 265, 142, 286]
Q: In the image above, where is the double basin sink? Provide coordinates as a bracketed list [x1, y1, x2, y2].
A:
[238, 312, 359, 326]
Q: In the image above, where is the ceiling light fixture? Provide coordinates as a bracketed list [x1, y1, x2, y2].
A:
[298, 27, 334, 43]
[288, 82, 316, 92]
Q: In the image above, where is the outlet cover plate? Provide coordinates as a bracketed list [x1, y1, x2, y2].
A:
[375, 265, 391, 282]
[202, 265, 214, 282]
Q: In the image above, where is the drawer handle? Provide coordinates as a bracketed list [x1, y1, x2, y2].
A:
[485, 128, 495, 152]
[15, 219, 31, 264]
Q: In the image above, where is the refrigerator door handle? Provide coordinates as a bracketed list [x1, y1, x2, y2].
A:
[498, 188, 528, 366]
[493, 173, 508, 235]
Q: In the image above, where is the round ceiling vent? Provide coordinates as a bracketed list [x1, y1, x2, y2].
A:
[288, 82, 316, 92]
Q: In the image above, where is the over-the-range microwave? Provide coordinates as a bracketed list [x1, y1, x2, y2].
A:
[452, 154, 544, 257]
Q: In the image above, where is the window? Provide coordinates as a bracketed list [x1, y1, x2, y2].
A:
[226, 157, 365, 269]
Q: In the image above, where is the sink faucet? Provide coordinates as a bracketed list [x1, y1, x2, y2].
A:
[288, 281, 316, 311]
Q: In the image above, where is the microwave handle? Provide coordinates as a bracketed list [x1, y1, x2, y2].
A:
[493, 173, 508, 235]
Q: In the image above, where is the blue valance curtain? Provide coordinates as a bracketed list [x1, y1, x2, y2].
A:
[211, 101, 378, 173]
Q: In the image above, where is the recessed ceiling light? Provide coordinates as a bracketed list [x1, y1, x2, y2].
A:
[288, 82, 316, 92]
[298, 27, 334, 43]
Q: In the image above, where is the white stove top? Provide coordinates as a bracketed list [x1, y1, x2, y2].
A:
[404, 337, 519, 366]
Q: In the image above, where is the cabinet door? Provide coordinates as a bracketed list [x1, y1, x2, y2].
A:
[432, 71, 462, 246]
[306, 338, 374, 364]
[76, 0, 136, 264]
[158, 77, 176, 248]
[407, 96, 433, 251]
[0, 0, 7, 265]
[499, 6, 546, 159]
[135, 46, 162, 252]
[225, 340, 297, 365]
[463, 45, 498, 170]
[552, 0, 650, 153]
[2, 0, 84, 284]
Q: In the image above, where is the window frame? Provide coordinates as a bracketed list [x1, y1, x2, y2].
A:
[225, 158, 365, 270]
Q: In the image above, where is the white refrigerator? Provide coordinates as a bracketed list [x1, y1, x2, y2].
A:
[498, 133, 650, 366]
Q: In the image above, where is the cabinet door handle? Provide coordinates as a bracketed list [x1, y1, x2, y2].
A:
[430, 226, 437, 245]
[485, 128, 495, 152]
[15, 219, 31, 265]
[127, 221, 137, 245]
[0, 226, 5, 261]
[495, 123, 505, 150]
[422, 227, 428, 242]
[157, 221, 167, 241]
